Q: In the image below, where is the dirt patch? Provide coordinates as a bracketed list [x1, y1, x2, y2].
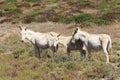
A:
[0, 22, 18, 41]
[81, 8, 98, 14]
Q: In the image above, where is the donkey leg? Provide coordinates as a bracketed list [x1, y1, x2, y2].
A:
[87, 47, 91, 60]
[67, 48, 70, 56]
[50, 46, 57, 57]
[37, 47, 40, 58]
[82, 50, 86, 58]
[34, 45, 40, 58]
[79, 47, 86, 58]
[102, 42, 110, 63]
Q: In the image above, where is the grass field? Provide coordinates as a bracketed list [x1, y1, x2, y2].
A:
[0, 0, 120, 80]
[0, 31, 119, 80]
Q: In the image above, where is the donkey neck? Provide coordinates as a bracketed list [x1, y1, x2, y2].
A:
[78, 30, 89, 41]
[26, 29, 36, 42]
[81, 30, 89, 37]
[26, 29, 35, 34]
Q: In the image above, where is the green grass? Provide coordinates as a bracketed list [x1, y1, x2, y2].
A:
[96, 0, 118, 12]
[0, 2, 22, 14]
[0, 11, 3, 16]
[94, 19, 109, 26]
[3, 3, 16, 11]
[59, 13, 109, 27]
[0, 53, 118, 80]
[59, 13, 93, 24]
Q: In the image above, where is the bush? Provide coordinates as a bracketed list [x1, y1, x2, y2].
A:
[80, 21, 91, 28]
[3, 3, 16, 11]
[13, 8, 22, 13]
[0, 11, 3, 16]
[59, 13, 110, 26]
[59, 13, 93, 24]
[94, 19, 109, 25]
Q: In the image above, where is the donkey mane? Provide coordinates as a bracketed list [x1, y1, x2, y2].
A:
[26, 29, 36, 35]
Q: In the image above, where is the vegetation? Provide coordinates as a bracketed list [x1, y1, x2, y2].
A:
[59, 13, 109, 27]
[0, 11, 3, 16]
[0, 33, 119, 80]
[0, 0, 119, 25]
[59, 13, 93, 23]
[0, 0, 120, 80]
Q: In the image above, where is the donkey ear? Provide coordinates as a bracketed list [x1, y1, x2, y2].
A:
[75, 27, 79, 32]
[19, 25, 22, 30]
[25, 27, 27, 31]
[50, 32, 54, 37]
[76, 27, 81, 32]
[76, 27, 80, 30]
[57, 33, 61, 37]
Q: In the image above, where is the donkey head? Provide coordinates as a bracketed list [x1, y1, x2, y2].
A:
[49, 32, 61, 52]
[19, 25, 28, 42]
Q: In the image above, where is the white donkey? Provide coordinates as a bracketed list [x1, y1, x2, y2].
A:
[71, 27, 112, 63]
[51, 32, 86, 57]
[19, 26, 60, 58]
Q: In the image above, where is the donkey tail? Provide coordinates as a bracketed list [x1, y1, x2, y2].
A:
[107, 37, 112, 54]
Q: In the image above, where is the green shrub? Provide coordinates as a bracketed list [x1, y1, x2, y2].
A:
[59, 13, 93, 23]
[94, 19, 109, 25]
[80, 21, 91, 28]
[3, 3, 16, 11]
[13, 8, 22, 13]
[0, 11, 3, 16]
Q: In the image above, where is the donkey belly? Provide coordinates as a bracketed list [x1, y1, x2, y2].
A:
[91, 45, 102, 50]
[36, 42, 49, 49]
[88, 40, 102, 50]
[39, 44, 49, 49]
